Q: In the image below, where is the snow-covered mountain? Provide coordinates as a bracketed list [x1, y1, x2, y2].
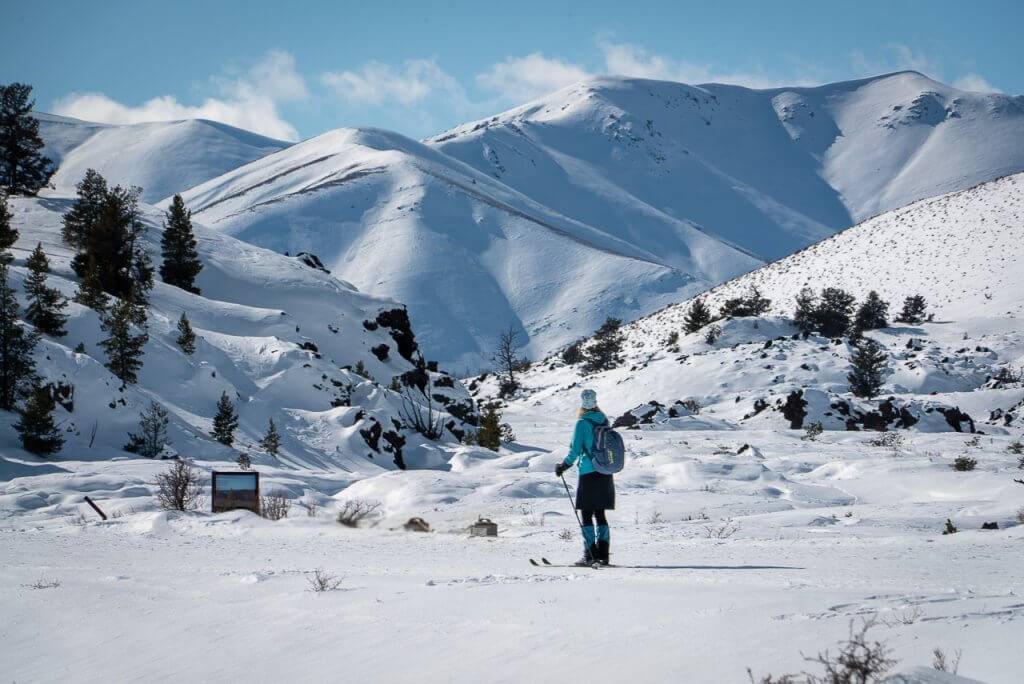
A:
[1, 195, 477, 477]
[177, 127, 750, 369]
[166, 72, 1023, 368]
[36, 113, 288, 202]
[479, 172, 1024, 435]
[430, 71, 1024, 261]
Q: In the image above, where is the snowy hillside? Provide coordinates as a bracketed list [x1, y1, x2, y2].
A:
[643, 172, 1024, 325]
[431, 72, 1024, 261]
[477, 173, 1024, 436]
[177, 127, 752, 369]
[166, 72, 1023, 368]
[0, 195, 478, 486]
[36, 113, 288, 202]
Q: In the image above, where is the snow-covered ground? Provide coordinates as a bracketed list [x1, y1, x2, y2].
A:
[2, 415, 1021, 682]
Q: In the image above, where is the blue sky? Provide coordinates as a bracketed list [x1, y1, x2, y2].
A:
[2, 0, 1020, 141]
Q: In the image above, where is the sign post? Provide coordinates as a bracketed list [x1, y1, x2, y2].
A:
[211, 471, 260, 514]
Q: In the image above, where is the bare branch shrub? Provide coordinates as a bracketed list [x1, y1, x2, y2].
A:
[398, 386, 444, 440]
[306, 569, 343, 592]
[802, 422, 824, 441]
[155, 459, 203, 511]
[879, 606, 922, 626]
[336, 499, 381, 527]
[25, 577, 61, 590]
[558, 529, 573, 541]
[748, 619, 895, 684]
[704, 519, 740, 539]
[931, 647, 961, 674]
[868, 432, 905, 453]
[646, 510, 664, 525]
[492, 323, 521, 397]
[259, 490, 291, 520]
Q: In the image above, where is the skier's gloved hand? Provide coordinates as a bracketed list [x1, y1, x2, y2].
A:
[555, 462, 569, 477]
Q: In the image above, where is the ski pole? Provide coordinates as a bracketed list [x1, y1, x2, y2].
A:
[560, 474, 586, 533]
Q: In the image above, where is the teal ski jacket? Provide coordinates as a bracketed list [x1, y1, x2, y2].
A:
[562, 411, 608, 475]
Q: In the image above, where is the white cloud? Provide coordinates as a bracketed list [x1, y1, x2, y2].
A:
[849, 43, 942, 81]
[476, 53, 593, 101]
[599, 41, 806, 89]
[52, 50, 306, 141]
[321, 59, 468, 109]
[952, 73, 1002, 93]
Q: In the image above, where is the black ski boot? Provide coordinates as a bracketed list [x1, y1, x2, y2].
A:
[597, 540, 610, 566]
[574, 545, 599, 566]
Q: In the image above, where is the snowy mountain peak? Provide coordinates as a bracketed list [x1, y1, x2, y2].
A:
[38, 114, 289, 202]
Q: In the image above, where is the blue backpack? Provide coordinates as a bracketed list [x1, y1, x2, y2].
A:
[590, 423, 626, 474]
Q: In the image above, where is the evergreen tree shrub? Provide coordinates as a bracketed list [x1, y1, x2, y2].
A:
[0, 83, 53, 194]
[211, 391, 239, 446]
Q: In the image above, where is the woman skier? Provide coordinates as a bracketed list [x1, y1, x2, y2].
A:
[555, 389, 615, 566]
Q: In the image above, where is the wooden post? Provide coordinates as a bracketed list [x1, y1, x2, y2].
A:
[84, 496, 107, 521]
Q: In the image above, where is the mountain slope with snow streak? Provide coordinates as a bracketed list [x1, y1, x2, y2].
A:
[431, 71, 1024, 262]
[37, 113, 289, 202]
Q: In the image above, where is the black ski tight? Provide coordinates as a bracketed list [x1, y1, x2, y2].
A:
[581, 509, 607, 526]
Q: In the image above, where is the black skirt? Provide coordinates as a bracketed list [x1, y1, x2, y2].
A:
[575, 472, 615, 511]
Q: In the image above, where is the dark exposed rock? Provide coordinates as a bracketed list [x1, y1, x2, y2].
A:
[362, 319, 379, 331]
[359, 419, 382, 452]
[295, 252, 330, 273]
[376, 308, 419, 362]
[371, 343, 390, 361]
[935, 406, 975, 433]
[382, 429, 406, 470]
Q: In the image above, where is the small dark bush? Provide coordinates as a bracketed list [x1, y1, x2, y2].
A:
[951, 455, 977, 471]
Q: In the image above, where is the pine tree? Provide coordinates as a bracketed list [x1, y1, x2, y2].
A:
[61, 169, 107, 248]
[0, 192, 17, 260]
[73, 254, 109, 312]
[0, 262, 37, 411]
[211, 391, 239, 446]
[793, 287, 818, 334]
[582, 317, 624, 374]
[0, 83, 53, 195]
[683, 298, 713, 333]
[816, 287, 856, 337]
[70, 184, 146, 300]
[720, 285, 771, 318]
[848, 337, 888, 399]
[259, 417, 281, 456]
[175, 312, 196, 354]
[24, 243, 67, 337]
[896, 295, 928, 324]
[126, 249, 154, 320]
[159, 195, 203, 294]
[14, 384, 63, 455]
[124, 400, 170, 458]
[853, 290, 889, 333]
[98, 298, 148, 385]
[476, 403, 502, 452]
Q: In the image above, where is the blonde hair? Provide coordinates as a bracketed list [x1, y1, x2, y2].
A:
[578, 406, 601, 419]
